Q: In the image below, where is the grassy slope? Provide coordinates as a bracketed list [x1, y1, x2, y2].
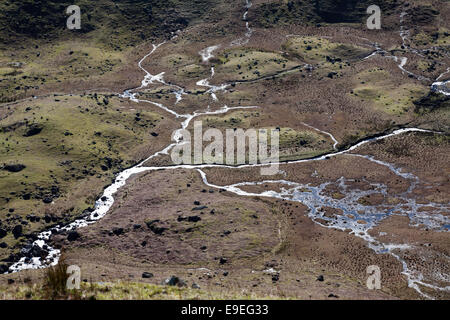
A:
[0, 0, 222, 102]
[215, 48, 300, 82]
[0, 0, 221, 46]
[0, 94, 176, 263]
[0, 0, 448, 296]
[0, 0, 229, 269]
[251, 0, 400, 28]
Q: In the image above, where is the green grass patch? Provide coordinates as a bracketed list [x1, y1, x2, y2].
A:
[283, 36, 371, 64]
[0, 95, 164, 258]
[215, 48, 299, 82]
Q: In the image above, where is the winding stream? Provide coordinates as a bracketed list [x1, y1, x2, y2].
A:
[5, 0, 449, 300]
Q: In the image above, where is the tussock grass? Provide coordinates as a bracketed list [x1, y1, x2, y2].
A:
[42, 257, 81, 300]
[43, 258, 69, 299]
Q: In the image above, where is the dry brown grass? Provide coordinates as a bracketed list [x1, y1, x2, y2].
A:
[42, 257, 81, 300]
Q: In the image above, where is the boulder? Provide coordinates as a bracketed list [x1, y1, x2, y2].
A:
[142, 272, 154, 279]
[164, 276, 186, 287]
[272, 273, 280, 282]
[0, 265, 8, 274]
[178, 216, 202, 223]
[29, 244, 48, 258]
[42, 197, 53, 204]
[3, 164, 26, 173]
[187, 216, 201, 222]
[23, 124, 43, 137]
[67, 231, 80, 241]
[112, 228, 124, 236]
[12, 225, 22, 239]
[146, 220, 167, 235]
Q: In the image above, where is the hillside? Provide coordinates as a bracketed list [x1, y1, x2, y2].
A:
[0, 0, 449, 301]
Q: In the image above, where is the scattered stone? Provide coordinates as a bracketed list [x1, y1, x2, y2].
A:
[192, 206, 208, 211]
[67, 231, 80, 241]
[0, 228, 7, 239]
[178, 215, 201, 223]
[219, 257, 228, 265]
[112, 227, 124, 236]
[22, 193, 31, 200]
[0, 242, 7, 248]
[164, 276, 186, 287]
[7, 279, 15, 285]
[146, 220, 167, 235]
[23, 124, 43, 137]
[27, 244, 48, 258]
[187, 216, 201, 223]
[142, 272, 154, 279]
[327, 72, 337, 79]
[192, 283, 200, 289]
[43, 197, 53, 204]
[3, 164, 26, 173]
[317, 275, 324, 282]
[12, 225, 22, 239]
[328, 293, 339, 298]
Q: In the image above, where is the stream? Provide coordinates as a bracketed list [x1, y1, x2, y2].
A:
[4, 0, 449, 300]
